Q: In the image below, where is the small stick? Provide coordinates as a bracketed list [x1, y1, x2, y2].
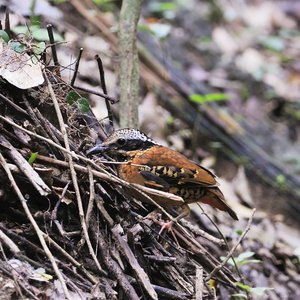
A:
[5, 7, 11, 38]
[43, 67, 105, 274]
[0, 153, 72, 300]
[0, 93, 28, 116]
[70, 47, 83, 86]
[95, 54, 114, 131]
[46, 24, 60, 76]
[195, 266, 203, 300]
[206, 208, 256, 281]
[73, 84, 118, 103]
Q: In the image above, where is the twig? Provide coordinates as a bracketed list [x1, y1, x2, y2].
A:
[206, 208, 256, 281]
[0, 243, 24, 300]
[195, 266, 203, 300]
[0, 229, 21, 254]
[70, 47, 83, 86]
[42, 67, 105, 274]
[73, 84, 118, 103]
[5, 7, 11, 37]
[0, 116, 78, 160]
[95, 54, 114, 130]
[0, 93, 28, 116]
[42, 232, 101, 282]
[86, 166, 95, 228]
[179, 218, 225, 247]
[0, 243, 37, 300]
[95, 229, 140, 300]
[50, 181, 70, 228]
[111, 226, 158, 300]
[46, 24, 60, 76]
[0, 152, 72, 300]
[0, 134, 51, 196]
[153, 284, 189, 300]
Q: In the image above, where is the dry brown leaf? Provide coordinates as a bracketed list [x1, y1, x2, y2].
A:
[0, 38, 44, 89]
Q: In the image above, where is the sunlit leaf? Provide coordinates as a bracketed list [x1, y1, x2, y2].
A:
[235, 282, 250, 291]
[149, 23, 171, 40]
[260, 36, 285, 52]
[78, 97, 90, 113]
[66, 90, 79, 106]
[34, 42, 46, 55]
[148, 2, 178, 12]
[12, 26, 64, 42]
[250, 287, 273, 296]
[28, 152, 38, 165]
[0, 30, 9, 43]
[9, 41, 26, 53]
[231, 294, 247, 298]
[189, 93, 228, 103]
[237, 251, 255, 261]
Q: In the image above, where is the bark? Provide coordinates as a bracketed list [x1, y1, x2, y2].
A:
[118, 0, 142, 128]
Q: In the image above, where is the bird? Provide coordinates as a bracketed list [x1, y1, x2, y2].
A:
[87, 128, 238, 222]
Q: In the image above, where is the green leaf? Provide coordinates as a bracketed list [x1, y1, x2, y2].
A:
[148, 23, 171, 40]
[67, 90, 79, 106]
[220, 256, 235, 266]
[189, 93, 228, 103]
[0, 30, 9, 43]
[34, 42, 46, 55]
[235, 282, 251, 291]
[237, 251, 255, 262]
[148, 2, 178, 12]
[28, 152, 38, 165]
[233, 228, 243, 235]
[276, 174, 286, 184]
[9, 41, 26, 53]
[138, 25, 155, 34]
[231, 294, 247, 298]
[166, 116, 175, 124]
[78, 97, 90, 113]
[67, 91, 89, 113]
[12, 26, 64, 42]
[260, 36, 285, 52]
[249, 287, 273, 296]
[235, 283, 273, 296]
[238, 259, 262, 266]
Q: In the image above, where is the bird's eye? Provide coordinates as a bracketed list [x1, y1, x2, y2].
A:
[116, 138, 126, 146]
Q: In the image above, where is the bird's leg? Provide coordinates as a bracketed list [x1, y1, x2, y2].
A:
[175, 203, 190, 222]
[146, 203, 190, 236]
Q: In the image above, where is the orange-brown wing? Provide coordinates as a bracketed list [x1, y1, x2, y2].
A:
[133, 145, 218, 187]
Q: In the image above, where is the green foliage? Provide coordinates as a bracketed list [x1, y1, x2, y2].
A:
[138, 24, 171, 41]
[12, 26, 64, 42]
[0, 30, 9, 43]
[9, 41, 26, 53]
[28, 152, 38, 165]
[148, 2, 178, 12]
[293, 247, 300, 264]
[275, 174, 289, 190]
[66, 91, 90, 113]
[221, 251, 261, 267]
[166, 116, 175, 124]
[147, 1, 178, 19]
[189, 93, 228, 103]
[233, 228, 243, 236]
[50, 0, 67, 3]
[220, 251, 272, 298]
[233, 282, 273, 297]
[93, 0, 114, 3]
[9, 40, 46, 61]
[259, 36, 285, 52]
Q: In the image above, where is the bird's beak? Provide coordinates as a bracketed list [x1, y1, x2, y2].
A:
[86, 144, 108, 156]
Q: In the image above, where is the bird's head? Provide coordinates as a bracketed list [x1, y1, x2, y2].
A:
[86, 128, 160, 157]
